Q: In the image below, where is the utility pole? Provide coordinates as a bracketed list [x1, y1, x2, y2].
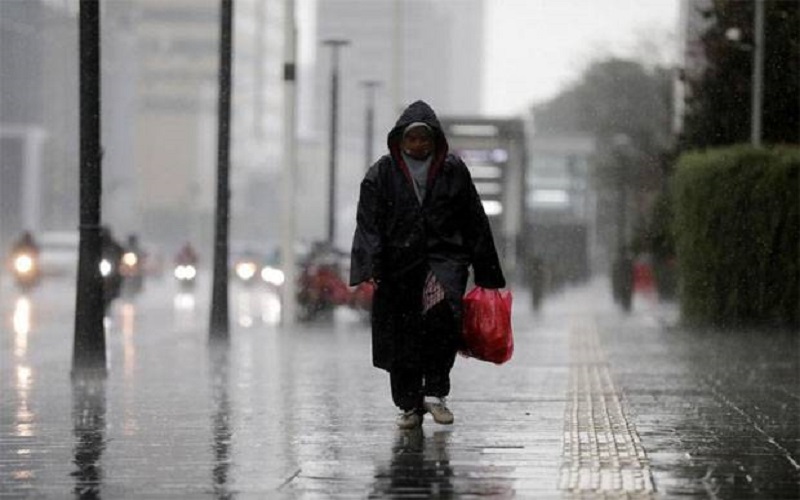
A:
[322, 39, 349, 248]
[361, 80, 381, 171]
[210, 0, 234, 339]
[73, 0, 106, 376]
[281, 0, 298, 326]
[751, 0, 764, 147]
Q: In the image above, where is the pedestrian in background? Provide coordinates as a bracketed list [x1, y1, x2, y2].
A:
[350, 100, 505, 429]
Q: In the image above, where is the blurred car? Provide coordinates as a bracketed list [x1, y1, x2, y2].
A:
[232, 253, 260, 284]
[230, 242, 267, 286]
[230, 242, 308, 289]
[258, 245, 285, 288]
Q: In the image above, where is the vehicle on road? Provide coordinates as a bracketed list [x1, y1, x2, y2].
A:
[9, 246, 40, 292]
[232, 250, 262, 286]
[173, 242, 199, 291]
[296, 242, 350, 322]
[120, 240, 144, 298]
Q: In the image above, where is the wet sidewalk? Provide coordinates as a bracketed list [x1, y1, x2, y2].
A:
[1, 277, 798, 498]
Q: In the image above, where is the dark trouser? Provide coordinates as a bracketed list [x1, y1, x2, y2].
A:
[390, 301, 458, 411]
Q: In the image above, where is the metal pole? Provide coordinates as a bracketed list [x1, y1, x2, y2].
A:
[362, 81, 381, 171]
[73, 0, 106, 376]
[751, 0, 764, 147]
[210, 0, 234, 339]
[329, 48, 339, 247]
[281, 0, 298, 326]
[392, 0, 404, 115]
[322, 39, 349, 248]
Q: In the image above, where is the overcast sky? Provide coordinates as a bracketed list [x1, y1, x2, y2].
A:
[483, 0, 681, 116]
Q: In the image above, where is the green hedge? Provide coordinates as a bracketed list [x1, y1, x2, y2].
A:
[672, 145, 799, 328]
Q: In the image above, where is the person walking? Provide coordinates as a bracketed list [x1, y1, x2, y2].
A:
[350, 100, 505, 429]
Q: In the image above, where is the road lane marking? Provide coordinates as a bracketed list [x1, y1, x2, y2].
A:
[559, 323, 655, 496]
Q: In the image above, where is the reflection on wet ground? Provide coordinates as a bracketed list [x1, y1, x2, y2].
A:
[372, 428, 455, 497]
[209, 341, 233, 499]
[0, 277, 797, 497]
[599, 309, 800, 498]
[71, 376, 106, 498]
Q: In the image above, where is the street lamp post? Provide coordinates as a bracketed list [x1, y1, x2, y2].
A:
[210, 0, 235, 339]
[322, 39, 349, 248]
[724, 0, 765, 147]
[361, 80, 381, 171]
[73, 0, 106, 376]
[281, 0, 298, 326]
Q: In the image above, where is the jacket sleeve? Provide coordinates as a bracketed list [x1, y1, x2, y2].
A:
[349, 168, 384, 286]
[462, 160, 506, 289]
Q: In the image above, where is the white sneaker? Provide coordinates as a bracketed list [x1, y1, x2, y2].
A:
[396, 409, 422, 429]
[424, 396, 454, 425]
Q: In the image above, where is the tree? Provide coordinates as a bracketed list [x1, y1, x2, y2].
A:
[681, 0, 800, 149]
[533, 57, 674, 194]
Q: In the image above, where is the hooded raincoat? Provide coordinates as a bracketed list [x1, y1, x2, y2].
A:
[350, 100, 505, 372]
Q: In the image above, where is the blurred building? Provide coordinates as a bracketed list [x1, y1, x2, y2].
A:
[1, 0, 79, 251]
[309, 0, 486, 249]
[133, 0, 287, 250]
[1, 0, 289, 258]
[524, 133, 597, 287]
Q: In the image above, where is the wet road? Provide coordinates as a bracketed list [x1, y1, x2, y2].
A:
[0, 274, 798, 498]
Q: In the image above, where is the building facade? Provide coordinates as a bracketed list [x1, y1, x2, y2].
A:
[1, 0, 290, 258]
[134, 0, 288, 250]
[1, 0, 79, 251]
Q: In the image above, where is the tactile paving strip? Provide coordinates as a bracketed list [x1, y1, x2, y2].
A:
[559, 323, 655, 497]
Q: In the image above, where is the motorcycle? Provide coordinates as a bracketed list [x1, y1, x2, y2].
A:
[120, 249, 144, 297]
[233, 254, 260, 286]
[10, 249, 40, 292]
[296, 245, 350, 322]
[174, 263, 197, 291]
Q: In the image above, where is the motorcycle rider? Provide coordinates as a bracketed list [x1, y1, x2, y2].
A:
[9, 230, 40, 290]
[174, 242, 199, 290]
[121, 233, 145, 296]
[11, 231, 39, 256]
[175, 242, 198, 267]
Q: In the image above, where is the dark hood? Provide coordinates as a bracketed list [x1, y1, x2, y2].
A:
[387, 100, 449, 182]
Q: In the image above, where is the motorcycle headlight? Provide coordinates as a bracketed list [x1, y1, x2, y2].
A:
[14, 254, 34, 274]
[99, 259, 112, 277]
[235, 261, 257, 281]
[174, 265, 197, 280]
[260, 266, 285, 286]
[184, 265, 197, 279]
[122, 252, 138, 267]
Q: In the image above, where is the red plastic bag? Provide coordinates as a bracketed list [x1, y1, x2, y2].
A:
[460, 286, 513, 364]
